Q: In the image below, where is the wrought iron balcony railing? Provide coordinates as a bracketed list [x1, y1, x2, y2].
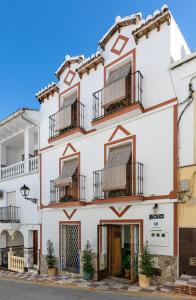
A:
[0, 206, 20, 223]
[92, 71, 143, 121]
[93, 162, 144, 199]
[49, 101, 85, 139]
[50, 175, 86, 203]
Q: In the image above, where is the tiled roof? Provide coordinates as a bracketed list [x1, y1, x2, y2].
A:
[132, 5, 170, 44]
[35, 82, 59, 103]
[76, 51, 104, 77]
[55, 55, 84, 79]
[99, 14, 141, 49]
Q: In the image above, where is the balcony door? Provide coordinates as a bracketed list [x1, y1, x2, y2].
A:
[7, 192, 16, 207]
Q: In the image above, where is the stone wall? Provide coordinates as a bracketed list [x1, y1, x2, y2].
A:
[40, 254, 82, 278]
[151, 255, 177, 285]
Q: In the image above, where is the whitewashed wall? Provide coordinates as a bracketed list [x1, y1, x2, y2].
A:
[41, 105, 174, 205]
[41, 201, 174, 257]
[39, 19, 189, 150]
[38, 11, 191, 263]
[170, 57, 196, 167]
[0, 172, 40, 224]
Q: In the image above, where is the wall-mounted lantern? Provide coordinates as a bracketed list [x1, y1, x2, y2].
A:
[153, 203, 158, 214]
[20, 185, 37, 204]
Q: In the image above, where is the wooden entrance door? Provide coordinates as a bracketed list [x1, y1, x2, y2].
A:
[179, 228, 196, 275]
[109, 225, 122, 277]
[33, 230, 38, 265]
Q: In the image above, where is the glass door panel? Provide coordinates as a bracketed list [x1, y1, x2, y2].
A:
[97, 224, 109, 280]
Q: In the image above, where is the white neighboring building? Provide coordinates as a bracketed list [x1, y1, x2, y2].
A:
[0, 108, 41, 273]
[36, 6, 190, 283]
[169, 53, 196, 276]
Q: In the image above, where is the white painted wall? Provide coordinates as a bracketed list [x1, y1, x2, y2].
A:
[41, 201, 174, 257]
[170, 57, 196, 167]
[41, 105, 174, 205]
[38, 13, 187, 262]
[39, 19, 186, 150]
[0, 172, 40, 224]
[170, 15, 190, 63]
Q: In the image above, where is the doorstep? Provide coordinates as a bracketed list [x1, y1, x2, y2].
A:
[175, 274, 196, 296]
[0, 269, 178, 296]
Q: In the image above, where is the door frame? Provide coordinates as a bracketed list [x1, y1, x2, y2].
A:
[179, 227, 196, 276]
[97, 224, 110, 280]
[59, 221, 81, 273]
[97, 219, 143, 281]
[33, 230, 38, 265]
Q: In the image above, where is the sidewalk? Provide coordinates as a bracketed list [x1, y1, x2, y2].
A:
[0, 269, 181, 297]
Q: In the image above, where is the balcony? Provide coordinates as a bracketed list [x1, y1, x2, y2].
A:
[1, 161, 25, 180]
[49, 101, 85, 142]
[50, 175, 86, 205]
[29, 156, 39, 173]
[92, 71, 143, 129]
[0, 206, 20, 223]
[93, 162, 144, 202]
[1, 156, 39, 180]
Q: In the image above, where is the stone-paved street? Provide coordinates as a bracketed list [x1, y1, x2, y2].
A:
[0, 269, 176, 296]
[0, 279, 192, 300]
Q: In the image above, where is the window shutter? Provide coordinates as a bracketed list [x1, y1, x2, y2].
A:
[102, 144, 132, 192]
[102, 63, 131, 107]
[54, 159, 78, 187]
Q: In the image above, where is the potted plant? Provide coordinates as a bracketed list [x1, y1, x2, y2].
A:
[139, 242, 154, 288]
[46, 240, 56, 277]
[122, 255, 131, 279]
[82, 240, 93, 280]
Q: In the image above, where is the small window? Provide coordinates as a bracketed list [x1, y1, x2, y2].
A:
[161, 233, 166, 238]
[156, 233, 160, 237]
[151, 233, 155, 237]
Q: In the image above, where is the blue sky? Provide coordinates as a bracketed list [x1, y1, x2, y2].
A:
[0, 0, 195, 120]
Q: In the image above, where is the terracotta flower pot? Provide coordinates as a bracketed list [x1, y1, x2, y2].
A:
[48, 267, 57, 277]
[139, 274, 150, 288]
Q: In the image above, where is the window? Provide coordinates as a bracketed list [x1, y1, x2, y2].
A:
[54, 159, 78, 202]
[102, 63, 131, 112]
[56, 92, 77, 132]
[102, 143, 132, 196]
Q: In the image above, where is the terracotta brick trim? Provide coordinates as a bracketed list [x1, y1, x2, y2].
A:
[109, 205, 131, 217]
[63, 209, 77, 220]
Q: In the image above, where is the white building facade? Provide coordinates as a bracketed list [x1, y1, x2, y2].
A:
[0, 108, 41, 273]
[170, 53, 196, 276]
[37, 6, 190, 283]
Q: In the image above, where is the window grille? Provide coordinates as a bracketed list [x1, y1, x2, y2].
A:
[61, 224, 80, 273]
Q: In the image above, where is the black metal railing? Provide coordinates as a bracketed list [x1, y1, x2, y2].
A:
[50, 175, 86, 203]
[93, 162, 143, 199]
[92, 71, 143, 121]
[49, 101, 85, 139]
[0, 206, 20, 223]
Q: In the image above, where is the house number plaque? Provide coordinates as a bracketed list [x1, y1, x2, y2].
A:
[149, 214, 164, 219]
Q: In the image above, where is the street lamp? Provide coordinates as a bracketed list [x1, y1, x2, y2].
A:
[20, 185, 37, 204]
